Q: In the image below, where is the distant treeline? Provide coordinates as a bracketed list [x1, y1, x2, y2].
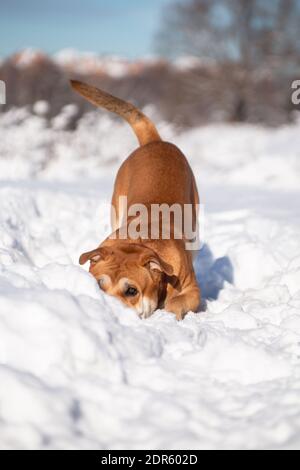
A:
[0, 51, 299, 128]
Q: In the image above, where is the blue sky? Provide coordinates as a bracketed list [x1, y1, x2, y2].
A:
[0, 0, 171, 58]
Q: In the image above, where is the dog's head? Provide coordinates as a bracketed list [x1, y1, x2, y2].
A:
[79, 243, 173, 318]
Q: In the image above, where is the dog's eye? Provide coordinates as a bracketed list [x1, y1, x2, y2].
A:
[98, 278, 105, 289]
[124, 286, 138, 297]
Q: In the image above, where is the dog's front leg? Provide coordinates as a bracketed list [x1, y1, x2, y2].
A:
[165, 285, 201, 320]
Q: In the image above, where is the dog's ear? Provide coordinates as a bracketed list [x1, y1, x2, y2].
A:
[142, 253, 173, 276]
[79, 247, 109, 266]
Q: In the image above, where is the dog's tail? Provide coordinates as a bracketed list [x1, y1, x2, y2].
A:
[70, 80, 161, 147]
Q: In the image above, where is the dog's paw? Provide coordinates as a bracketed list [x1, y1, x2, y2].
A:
[165, 297, 187, 321]
[165, 288, 201, 321]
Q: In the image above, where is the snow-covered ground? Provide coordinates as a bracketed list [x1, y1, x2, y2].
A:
[0, 106, 300, 449]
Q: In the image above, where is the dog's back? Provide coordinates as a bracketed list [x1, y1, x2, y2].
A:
[113, 141, 198, 208]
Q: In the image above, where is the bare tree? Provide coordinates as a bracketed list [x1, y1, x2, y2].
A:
[156, 0, 300, 122]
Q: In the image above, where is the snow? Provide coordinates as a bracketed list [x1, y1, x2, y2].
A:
[173, 55, 216, 70]
[0, 106, 300, 450]
[0, 48, 235, 77]
[12, 49, 47, 68]
[54, 49, 132, 77]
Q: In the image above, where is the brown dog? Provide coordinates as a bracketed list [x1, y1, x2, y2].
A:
[71, 80, 201, 319]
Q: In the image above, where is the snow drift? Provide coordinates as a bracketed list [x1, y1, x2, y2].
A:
[0, 106, 300, 449]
